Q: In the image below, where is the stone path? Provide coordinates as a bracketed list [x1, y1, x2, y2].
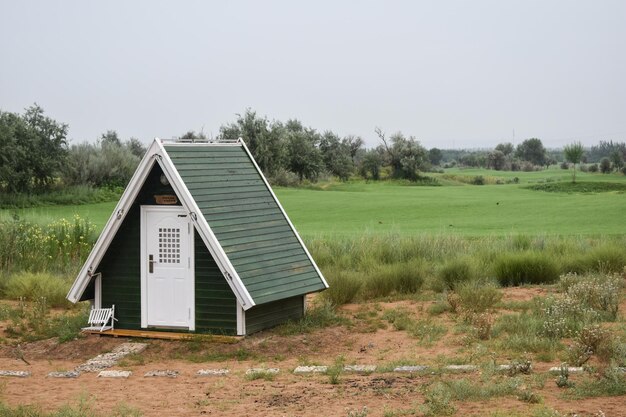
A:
[3, 344, 625, 380]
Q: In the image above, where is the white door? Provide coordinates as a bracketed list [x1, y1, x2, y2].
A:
[141, 206, 194, 329]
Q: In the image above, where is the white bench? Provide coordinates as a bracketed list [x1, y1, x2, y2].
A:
[83, 305, 118, 332]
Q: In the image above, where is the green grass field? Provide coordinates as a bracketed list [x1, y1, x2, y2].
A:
[1, 169, 624, 237]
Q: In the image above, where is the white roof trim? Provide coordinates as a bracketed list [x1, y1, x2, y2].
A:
[67, 138, 255, 309]
[239, 139, 329, 289]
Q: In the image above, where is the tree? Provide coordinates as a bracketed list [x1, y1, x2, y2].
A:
[515, 138, 546, 166]
[375, 128, 428, 180]
[180, 130, 207, 141]
[563, 142, 584, 182]
[319, 131, 354, 181]
[0, 104, 68, 192]
[342, 135, 364, 163]
[610, 151, 624, 171]
[219, 109, 285, 176]
[428, 148, 443, 166]
[359, 149, 383, 180]
[599, 157, 612, 174]
[126, 138, 146, 159]
[495, 142, 514, 156]
[100, 130, 121, 146]
[487, 150, 506, 171]
[285, 127, 322, 181]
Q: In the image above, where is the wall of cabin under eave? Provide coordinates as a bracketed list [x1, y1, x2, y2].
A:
[245, 295, 305, 334]
[97, 163, 237, 335]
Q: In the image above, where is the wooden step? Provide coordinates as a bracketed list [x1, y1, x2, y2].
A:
[82, 328, 241, 343]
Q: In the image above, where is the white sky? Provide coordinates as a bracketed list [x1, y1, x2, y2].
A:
[1, 1, 625, 149]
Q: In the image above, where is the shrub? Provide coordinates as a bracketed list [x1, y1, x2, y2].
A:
[472, 175, 485, 185]
[567, 324, 614, 366]
[3, 272, 72, 308]
[584, 246, 626, 274]
[438, 258, 475, 289]
[559, 272, 622, 320]
[571, 366, 626, 398]
[588, 163, 598, 172]
[320, 269, 362, 306]
[541, 296, 598, 338]
[421, 382, 457, 416]
[493, 252, 559, 286]
[600, 157, 612, 173]
[362, 259, 424, 298]
[456, 280, 502, 314]
[278, 299, 348, 335]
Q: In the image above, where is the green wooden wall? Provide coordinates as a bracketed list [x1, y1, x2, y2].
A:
[245, 295, 305, 334]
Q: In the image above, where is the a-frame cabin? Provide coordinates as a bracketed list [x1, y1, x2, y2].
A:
[67, 138, 328, 336]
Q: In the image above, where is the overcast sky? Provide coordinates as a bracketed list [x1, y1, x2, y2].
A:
[1, 1, 625, 149]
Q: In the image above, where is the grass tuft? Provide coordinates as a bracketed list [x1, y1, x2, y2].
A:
[493, 252, 559, 286]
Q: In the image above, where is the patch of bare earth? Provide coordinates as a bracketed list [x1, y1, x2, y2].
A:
[0, 291, 624, 416]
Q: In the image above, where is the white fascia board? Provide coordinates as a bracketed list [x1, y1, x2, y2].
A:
[239, 140, 329, 289]
[156, 140, 256, 310]
[66, 139, 162, 303]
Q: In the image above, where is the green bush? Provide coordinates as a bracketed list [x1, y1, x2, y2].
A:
[561, 273, 622, 320]
[584, 245, 626, 273]
[438, 257, 475, 289]
[493, 252, 559, 286]
[277, 299, 348, 335]
[4, 272, 72, 308]
[456, 280, 502, 313]
[320, 269, 362, 306]
[362, 259, 425, 298]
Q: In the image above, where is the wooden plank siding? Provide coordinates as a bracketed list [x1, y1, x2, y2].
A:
[165, 144, 327, 306]
[98, 164, 236, 335]
[245, 295, 305, 334]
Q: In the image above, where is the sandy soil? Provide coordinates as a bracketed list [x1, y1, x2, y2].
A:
[0, 290, 624, 417]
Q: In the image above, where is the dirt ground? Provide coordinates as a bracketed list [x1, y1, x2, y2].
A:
[0, 288, 625, 417]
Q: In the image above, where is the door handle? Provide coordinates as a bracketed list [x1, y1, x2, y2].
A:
[149, 254, 156, 273]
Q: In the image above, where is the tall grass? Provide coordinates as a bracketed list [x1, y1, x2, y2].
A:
[307, 233, 626, 304]
[0, 215, 96, 274]
[3, 272, 72, 307]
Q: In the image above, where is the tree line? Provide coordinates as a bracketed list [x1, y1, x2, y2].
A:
[1, 105, 625, 194]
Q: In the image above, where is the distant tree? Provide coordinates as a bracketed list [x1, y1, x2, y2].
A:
[376, 128, 428, 180]
[126, 137, 146, 159]
[599, 157, 612, 174]
[487, 150, 506, 171]
[610, 151, 624, 171]
[100, 130, 121, 147]
[180, 130, 207, 140]
[359, 148, 383, 180]
[319, 131, 354, 181]
[0, 104, 68, 192]
[219, 109, 285, 176]
[0, 111, 32, 192]
[515, 138, 546, 166]
[495, 142, 514, 156]
[428, 148, 443, 166]
[588, 140, 626, 163]
[563, 142, 584, 182]
[62, 141, 140, 188]
[342, 135, 364, 163]
[285, 122, 322, 181]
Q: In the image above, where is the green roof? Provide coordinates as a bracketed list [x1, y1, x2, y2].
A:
[165, 144, 326, 305]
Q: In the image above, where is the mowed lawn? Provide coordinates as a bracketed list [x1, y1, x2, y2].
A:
[278, 181, 625, 236]
[1, 169, 624, 237]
